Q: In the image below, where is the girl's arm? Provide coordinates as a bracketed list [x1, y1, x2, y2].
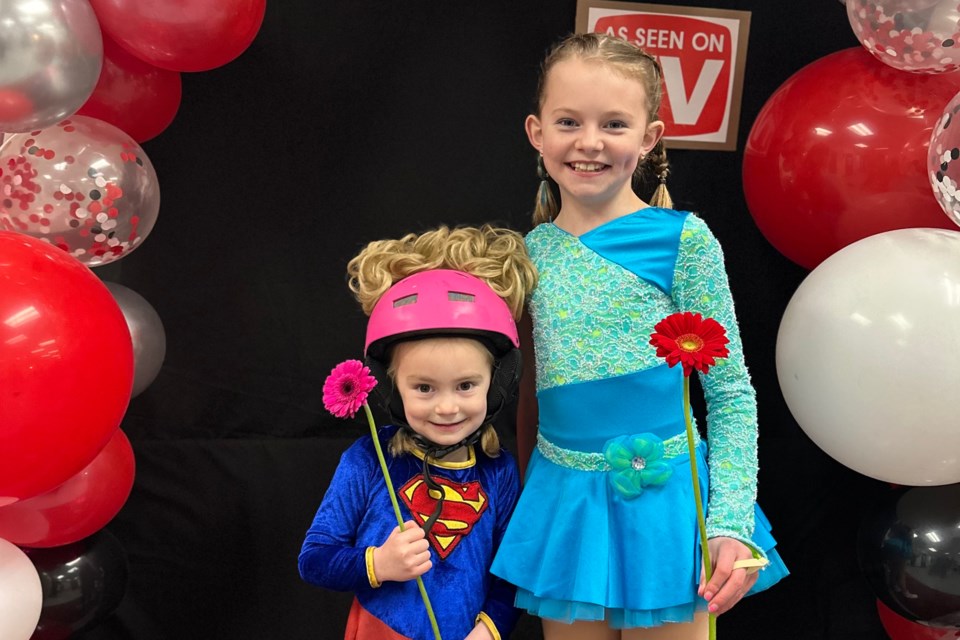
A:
[298, 442, 378, 592]
[671, 215, 759, 549]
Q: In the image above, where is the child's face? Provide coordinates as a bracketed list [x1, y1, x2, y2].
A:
[392, 338, 492, 456]
[527, 57, 664, 214]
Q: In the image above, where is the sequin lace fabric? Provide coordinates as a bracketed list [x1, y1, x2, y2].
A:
[526, 212, 759, 546]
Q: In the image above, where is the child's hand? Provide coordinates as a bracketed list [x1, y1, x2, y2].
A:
[697, 537, 760, 615]
[372, 520, 432, 583]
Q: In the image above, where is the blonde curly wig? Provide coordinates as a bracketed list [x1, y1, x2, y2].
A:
[347, 224, 538, 458]
[347, 224, 537, 321]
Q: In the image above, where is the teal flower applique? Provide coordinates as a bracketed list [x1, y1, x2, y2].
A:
[603, 433, 673, 499]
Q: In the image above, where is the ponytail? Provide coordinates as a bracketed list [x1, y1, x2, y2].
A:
[647, 140, 673, 209]
[532, 154, 559, 226]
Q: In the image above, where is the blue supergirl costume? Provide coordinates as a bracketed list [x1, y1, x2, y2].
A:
[490, 208, 789, 627]
[299, 425, 521, 639]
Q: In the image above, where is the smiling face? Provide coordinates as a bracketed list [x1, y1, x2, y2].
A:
[391, 337, 493, 462]
[527, 57, 664, 223]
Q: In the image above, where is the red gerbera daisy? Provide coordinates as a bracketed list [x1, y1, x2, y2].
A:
[649, 311, 729, 376]
[322, 359, 377, 418]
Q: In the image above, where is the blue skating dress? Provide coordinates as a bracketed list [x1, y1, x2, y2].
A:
[490, 208, 789, 628]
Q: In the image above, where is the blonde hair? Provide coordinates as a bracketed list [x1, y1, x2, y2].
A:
[532, 32, 673, 225]
[347, 225, 537, 458]
[347, 224, 537, 321]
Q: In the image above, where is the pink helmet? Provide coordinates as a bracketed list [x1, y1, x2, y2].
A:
[363, 269, 523, 435]
[364, 269, 519, 359]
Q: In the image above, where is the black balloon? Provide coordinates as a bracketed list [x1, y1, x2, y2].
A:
[24, 529, 129, 640]
[858, 484, 960, 628]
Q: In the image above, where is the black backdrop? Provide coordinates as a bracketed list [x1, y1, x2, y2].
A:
[76, 1, 895, 638]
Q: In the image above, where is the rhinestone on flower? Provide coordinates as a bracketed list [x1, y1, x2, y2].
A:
[603, 433, 673, 500]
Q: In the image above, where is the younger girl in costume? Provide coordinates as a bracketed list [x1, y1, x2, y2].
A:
[299, 225, 538, 640]
[490, 33, 789, 639]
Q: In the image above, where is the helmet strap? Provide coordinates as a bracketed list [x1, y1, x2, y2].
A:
[406, 428, 483, 535]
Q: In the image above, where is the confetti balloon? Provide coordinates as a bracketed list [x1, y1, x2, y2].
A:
[0, 0, 103, 133]
[0, 116, 160, 266]
[0, 231, 133, 504]
[929, 88, 960, 225]
[845, 0, 960, 74]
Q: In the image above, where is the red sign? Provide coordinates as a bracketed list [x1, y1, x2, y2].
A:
[577, 2, 751, 150]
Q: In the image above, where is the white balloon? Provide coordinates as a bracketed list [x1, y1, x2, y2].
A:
[777, 228, 960, 486]
[0, 538, 42, 640]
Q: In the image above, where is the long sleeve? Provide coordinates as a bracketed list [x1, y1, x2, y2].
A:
[671, 215, 759, 548]
[298, 441, 379, 592]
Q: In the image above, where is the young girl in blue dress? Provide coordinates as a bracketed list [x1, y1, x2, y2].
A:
[489, 33, 789, 639]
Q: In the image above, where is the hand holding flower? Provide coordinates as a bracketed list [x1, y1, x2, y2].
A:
[698, 537, 759, 616]
[374, 520, 433, 583]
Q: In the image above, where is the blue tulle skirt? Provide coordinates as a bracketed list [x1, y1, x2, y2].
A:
[491, 440, 789, 628]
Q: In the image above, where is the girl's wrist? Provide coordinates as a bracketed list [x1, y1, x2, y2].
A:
[473, 612, 499, 640]
[365, 546, 381, 588]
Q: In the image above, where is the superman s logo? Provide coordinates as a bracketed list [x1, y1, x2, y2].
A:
[398, 475, 488, 560]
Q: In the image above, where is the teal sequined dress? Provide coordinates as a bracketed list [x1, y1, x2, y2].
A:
[490, 208, 788, 628]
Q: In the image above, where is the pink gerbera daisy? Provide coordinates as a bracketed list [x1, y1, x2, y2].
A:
[322, 359, 377, 418]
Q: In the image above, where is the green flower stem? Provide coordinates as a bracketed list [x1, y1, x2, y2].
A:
[682, 377, 716, 640]
[363, 403, 442, 640]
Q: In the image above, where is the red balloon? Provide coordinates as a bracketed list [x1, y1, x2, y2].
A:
[0, 231, 133, 503]
[0, 89, 34, 124]
[877, 600, 960, 640]
[0, 429, 135, 548]
[88, 0, 266, 73]
[76, 35, 182, 143]
[743, 47, 960, 270]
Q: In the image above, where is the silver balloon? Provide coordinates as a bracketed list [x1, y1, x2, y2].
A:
[0, 0, 103, 133]
[104, 282, 166, 398]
